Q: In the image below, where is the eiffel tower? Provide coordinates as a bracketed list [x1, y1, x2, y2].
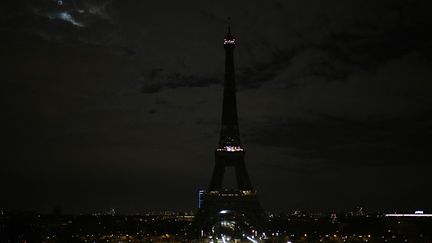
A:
[193, 23, 266, 237]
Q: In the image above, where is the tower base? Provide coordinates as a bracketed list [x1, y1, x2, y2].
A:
[193, 190, 267, 238]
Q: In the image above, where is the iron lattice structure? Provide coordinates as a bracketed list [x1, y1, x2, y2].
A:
[193, 25, 266, 237]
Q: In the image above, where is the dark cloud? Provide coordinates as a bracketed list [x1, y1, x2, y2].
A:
[246, 112, 432, 167]
[141, 71, 219, 94]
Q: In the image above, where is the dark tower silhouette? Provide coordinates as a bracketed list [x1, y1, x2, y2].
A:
[193, 22, 266, 237]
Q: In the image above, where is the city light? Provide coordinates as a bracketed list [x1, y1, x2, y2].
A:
[385, 212, 432, 217]
[247, 236, 258, 243]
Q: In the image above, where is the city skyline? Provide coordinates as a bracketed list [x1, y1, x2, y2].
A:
[1, 0, 432, 214]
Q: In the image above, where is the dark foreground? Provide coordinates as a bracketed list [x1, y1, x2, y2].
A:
[1, 210, 431, 242]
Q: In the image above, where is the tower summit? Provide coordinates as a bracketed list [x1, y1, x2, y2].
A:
[193, 22, 266, 238]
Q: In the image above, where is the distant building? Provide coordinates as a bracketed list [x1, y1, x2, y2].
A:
[385, 211, 432, 217]
[198, 190, 205, 209]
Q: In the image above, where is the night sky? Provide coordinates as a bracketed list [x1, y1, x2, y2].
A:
[1, 0, 431, 214]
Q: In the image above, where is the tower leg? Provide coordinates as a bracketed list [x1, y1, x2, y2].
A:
[235, 163, 252, 190]
[208, 164, 225, 191]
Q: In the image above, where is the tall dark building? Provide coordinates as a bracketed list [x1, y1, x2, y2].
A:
[193, 24, 266, 238]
